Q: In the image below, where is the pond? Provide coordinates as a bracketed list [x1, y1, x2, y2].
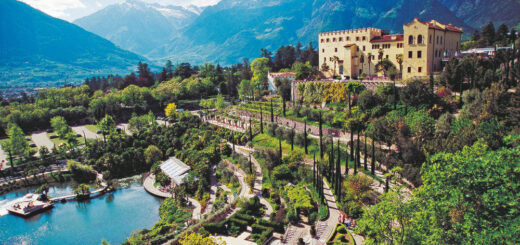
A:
[0, 177, 163, 245]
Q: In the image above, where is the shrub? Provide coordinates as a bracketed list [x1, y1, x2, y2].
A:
[257, 219, 284, 233]
[67, 160, 96, 183]
[309, 211, 318, 225]
[204, 221, 227, 235]
[336, 225, 348, 234]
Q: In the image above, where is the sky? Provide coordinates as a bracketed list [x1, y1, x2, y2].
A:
[20, 0, 221, 22]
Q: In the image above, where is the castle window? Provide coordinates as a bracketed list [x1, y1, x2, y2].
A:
[363, 46, 366, 51]
[356, 37, 360, 41]
[321, 39, 324, 43]
[322, 49, 325, 53]
[324, 57, 326, 62]
[417, 51, 422, 58]
[339, 37, 343, 41]
[347, 36, 350, 41]
[408, 35, 414, 44]
[333, 38, 336, 42]
[418, 67, 422, 73]
[408, 51, 413, 58]
[417, 35, 423, 44]
[327, 38, 330, 42]
[362, 36, 366, 41]
[335, 48, 338, 52]
[408, 67, 412, 73]
[386, 55, 389, 59]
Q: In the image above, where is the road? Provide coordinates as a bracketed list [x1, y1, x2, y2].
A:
[72, 126, 101, 140]
[31, 131, 55, 153]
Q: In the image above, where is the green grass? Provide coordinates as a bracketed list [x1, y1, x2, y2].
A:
[46, 132, 67, 146]
[84, 125, 100, 134]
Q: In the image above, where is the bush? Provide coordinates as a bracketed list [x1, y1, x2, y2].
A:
[67, 160, 96, 183]
[252, 224, 269, 234]
[256, 227, 274, 244]
[204, 220, 227, 234]
[309, 211, 318, 225]
[257, 219, 284, 233]
[336, 225, 348, 234]
[232, 213, 255, 225]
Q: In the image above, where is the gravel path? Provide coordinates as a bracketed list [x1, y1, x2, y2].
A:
[72, 126, 101, 140]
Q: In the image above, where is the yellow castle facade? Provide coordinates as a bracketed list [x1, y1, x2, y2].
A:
[318, 18, 462, 80]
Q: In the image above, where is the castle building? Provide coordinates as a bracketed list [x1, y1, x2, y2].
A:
[319, 18, 462, 80]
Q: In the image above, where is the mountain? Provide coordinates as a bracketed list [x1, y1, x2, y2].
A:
[438, 0, 520, 29]
[74, 0, 201, 56]
[147, 0, 471, 65]
[0, 0, 143, 89]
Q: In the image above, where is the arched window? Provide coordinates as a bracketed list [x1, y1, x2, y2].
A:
[408, 35, 414, 44]
[417, 35, 423, 44]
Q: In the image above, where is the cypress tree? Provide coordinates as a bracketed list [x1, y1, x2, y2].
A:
[319, 112, 323, 159]
[350, 130, 354, 161]
[345, 143, 350, 176]
[329, 143, 334, 182]
[249, 153, 253, 173]
[304, 120, 308, 154]
[270, 99, 274, 122]
[372, 135, 376, 175]
[279, 137, 282, 159]
[385, 174, 390, 193]
[282, 97, 286, 116]
[357, 129, 361, 169]
[249, 117, 253, 141]
[291, 128, 295, 151]
[313, 153, 316, 188]
[260, 106, 264, 133]
[336, 140, 341, 197]
[364, 131, 368, 171]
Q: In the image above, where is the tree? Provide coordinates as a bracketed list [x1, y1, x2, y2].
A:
[270, 99, 274, 122]
[50, 116, 72, 139]
[400, 80, 436, 114]
[215, 94, 225, 111]
[165, 102, 178, 121]
[251, 57, 271, 92]
[2, 124, 28, 168]
[174, 63, 193, 79]
[274, 77, 292, 115]
[294, 61, 313, 80]
[319, 112, 323, 159]
[98, 115, 116, 135]
[356, 186, 411, 244]
[304, 120, 308, 154]
[481, 22, 496, 45]
[496, 24, 509, 45]
[145, 145, 163, 165]
[376, 58, 396, 77]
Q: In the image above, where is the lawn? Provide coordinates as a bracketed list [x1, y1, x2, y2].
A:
[84, 124, 100, 134]
[46, 132, 67, 146]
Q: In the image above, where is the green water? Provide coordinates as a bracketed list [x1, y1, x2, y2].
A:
[0, 179, 162, 245]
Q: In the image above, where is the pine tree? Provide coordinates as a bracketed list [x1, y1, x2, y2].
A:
[357, 129, 361, 169]
[291, 128, 295, 151]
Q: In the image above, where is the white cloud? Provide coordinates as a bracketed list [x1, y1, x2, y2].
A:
[20, 0, 86, 20]
[19, 0, 221, 21]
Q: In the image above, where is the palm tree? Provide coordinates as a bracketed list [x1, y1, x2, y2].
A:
[396, 54, 403, 76]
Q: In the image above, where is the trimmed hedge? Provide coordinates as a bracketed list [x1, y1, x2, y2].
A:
[232, 212, 256, 225]
[257, 219, 284, 233]
[204, 220, 227, 234]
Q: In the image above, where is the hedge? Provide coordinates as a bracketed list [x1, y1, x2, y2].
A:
[257, 219, 284, 233]
[204, 220, 227, 234]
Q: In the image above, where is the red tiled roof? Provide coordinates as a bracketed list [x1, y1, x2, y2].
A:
[370, 34, 404, 43]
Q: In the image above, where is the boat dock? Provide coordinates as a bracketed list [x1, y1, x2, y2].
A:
[6, 194, 54, 217]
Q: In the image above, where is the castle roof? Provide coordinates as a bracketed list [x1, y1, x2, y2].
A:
[408, 18, 463, 33]
[370, 34, 404, 43]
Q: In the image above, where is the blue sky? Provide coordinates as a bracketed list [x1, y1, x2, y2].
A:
[20, 0, 221, 21]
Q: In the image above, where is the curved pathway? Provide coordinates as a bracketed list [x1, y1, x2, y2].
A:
[143, 174, 202, 221]
[230, 144, 273, 220]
